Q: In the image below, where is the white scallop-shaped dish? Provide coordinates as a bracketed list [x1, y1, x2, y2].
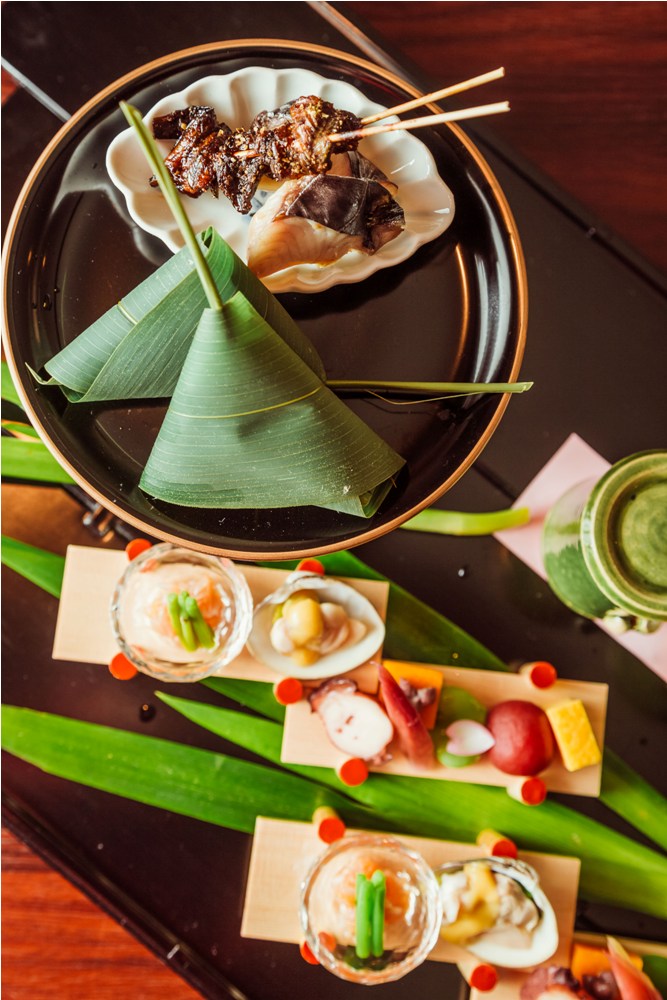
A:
[106, 66, 455, 294]
[247, 572, 385, 679]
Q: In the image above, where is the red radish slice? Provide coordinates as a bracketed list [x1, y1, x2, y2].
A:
[607, 937, 662, 999]
[445, 719, 495, 757]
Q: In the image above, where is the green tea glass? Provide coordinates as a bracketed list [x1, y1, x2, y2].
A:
[542, 451, 667, 633]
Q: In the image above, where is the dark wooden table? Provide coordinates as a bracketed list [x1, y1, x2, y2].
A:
[2, 3, 666, 998]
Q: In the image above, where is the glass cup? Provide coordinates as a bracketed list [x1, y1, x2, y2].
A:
[300, 833, 441, 985]
[542, 450, 667, 633]
[110, 543, 253, 681]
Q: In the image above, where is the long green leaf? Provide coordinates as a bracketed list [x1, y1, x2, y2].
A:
[121, 101, 223, 312]
[1, 436, 74, 484]
[139, 295, 404, 515]
[33, 229, 324, 402]
[1, 706, 382, 834]
[601, 747, 667, 852]
[4, 535, 664, 854]
[1, 361, 23, 409]
[1, 536, 65, 597]
[401, 506, 530, 536]
[2, 421, 40, 439]
[157, 693, 667, 920]
[203, 677, 285, 722]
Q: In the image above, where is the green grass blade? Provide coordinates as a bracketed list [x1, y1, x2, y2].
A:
[1, 705, 382, 834]
[121, 102, 223, 312]
[2, 421, 40, 439]
[601, 747, 667, 852]
[328, 380, 533, 396]
[1, 536, 65, 597]
[1, 361, 23, 409]
[158, 693, 667, 919]
[1, 436, 74, 484]
[203, 677, 285, 722]
[401, 506, 530, 536]
[642, 956, 667, 994]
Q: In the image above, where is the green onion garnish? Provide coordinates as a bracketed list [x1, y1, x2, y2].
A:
[184, 595, 216, 649]
[355, 873, 373, 960]
[370, 869, 386, 958]
[179, 615, 198, 653]
[166, 590, 215, 651]
[166, 593, 185, 643]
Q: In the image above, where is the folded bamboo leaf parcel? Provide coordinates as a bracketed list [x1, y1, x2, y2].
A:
[139, 293, 404, 514]
[31, 227, 325, 402]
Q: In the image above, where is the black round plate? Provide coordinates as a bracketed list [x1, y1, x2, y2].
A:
[3, 41, 527, 558]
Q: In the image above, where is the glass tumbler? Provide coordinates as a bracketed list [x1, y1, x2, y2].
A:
[110, 543, 253, 681]
[300, 833, 441, 985]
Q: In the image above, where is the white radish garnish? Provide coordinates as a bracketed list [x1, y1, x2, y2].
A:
[309, 678, 394, 763]
[445, 719, 495, 757]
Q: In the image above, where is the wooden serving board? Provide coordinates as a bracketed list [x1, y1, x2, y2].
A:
[51, 545, 388, 687]
[282, 660, 608, 796]
[242, 818, 580, 999]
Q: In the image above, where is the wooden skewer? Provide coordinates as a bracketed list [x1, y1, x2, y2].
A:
[360, 66, 505, 126]
[330, 101, 510, 143]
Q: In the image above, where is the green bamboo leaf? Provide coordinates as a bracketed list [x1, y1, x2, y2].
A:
[328, 380, 533, 397]
[33, 229, 324, 402]
[1, 436, 74, 484]
[601, 747, 667, 852]
[1, 361, 24, 409]
[157, 693, 667, 919]
[1, 536, 65, 597]
[1, 705, 382, 834]
[642, 956, 667, 994]
[401, 506, 530, 536]
[139, 294, 404, 515]
[203, 677, 285, 722]
[121, 101, 224, 313]
[2, 421, 40, 439]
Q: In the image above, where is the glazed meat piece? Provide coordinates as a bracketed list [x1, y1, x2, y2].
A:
[151, 105, 230, 198]
[250, 95, 361, 179]
[151, 96, 363, 213]
[151, 105, 218, 140]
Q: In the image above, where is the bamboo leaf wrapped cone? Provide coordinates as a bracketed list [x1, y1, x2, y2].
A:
[31, 228, 325, 402]
[139, 292, 405, 516]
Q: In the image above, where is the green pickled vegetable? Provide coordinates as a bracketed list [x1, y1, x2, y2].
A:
[355, 874, 373, 960]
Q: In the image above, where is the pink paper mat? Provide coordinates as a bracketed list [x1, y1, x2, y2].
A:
[495, 433, 667, 682]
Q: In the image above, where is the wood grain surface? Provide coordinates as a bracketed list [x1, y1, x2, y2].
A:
[353, 1, 667, 275]
[2, 3, 666, 999]
[1, 827, 201, 1000]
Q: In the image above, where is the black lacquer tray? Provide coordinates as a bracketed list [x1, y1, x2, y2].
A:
[3, 5, 667, 1000]
[2, 40, 525, 559]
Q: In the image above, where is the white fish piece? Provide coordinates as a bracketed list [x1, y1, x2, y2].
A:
[246, 153, 405, 278]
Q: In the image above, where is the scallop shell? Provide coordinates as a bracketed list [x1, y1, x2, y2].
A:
[247, 572, 385, 679]
[437, 858, 559, 970]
